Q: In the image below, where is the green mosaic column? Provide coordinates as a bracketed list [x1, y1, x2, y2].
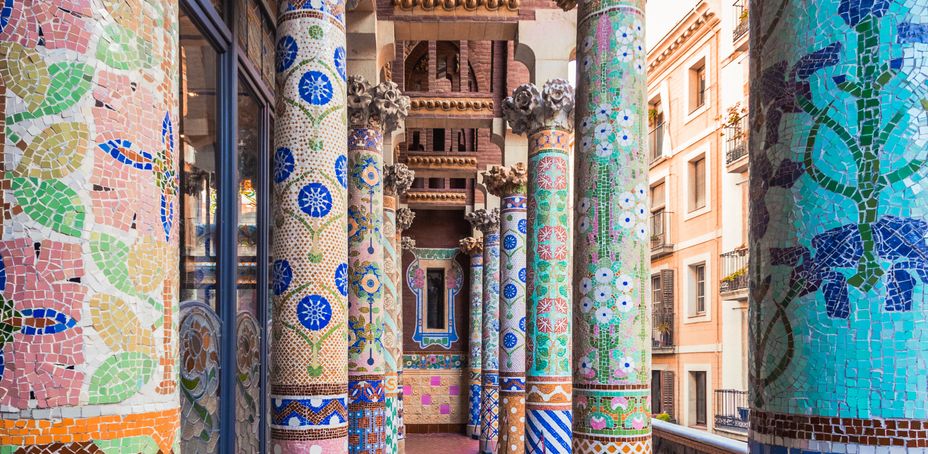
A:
[383, 164, 414, 454]
[749, 0, 928, 451]
[0, 0, 180, 450]
[346, 76, 409, 454]
[460, 236, 484, 439]
[566, 0, 652, 451]
[503, 81, 575, 454]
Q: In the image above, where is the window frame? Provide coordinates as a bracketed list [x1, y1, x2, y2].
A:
[683, 48, 711, 124]
[424, 267, 449, 332]
[683, 254, 712, 323]
[682, 145, 711, 220]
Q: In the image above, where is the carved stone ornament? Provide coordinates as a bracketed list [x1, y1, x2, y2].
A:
[401, 236, 417, 250]
[385, 163, 416, 196]
[347, 0, 360, 10]
[396, 207, 416, 231]
[483, 163, 528, 197]
[465, 208, 500, 233]
[459, 236, 484, 256]
[347, 75, 411, 133]
[502, 79, 575, 135]
[554, 0, 574, 12]
[392, 0, 519, 12]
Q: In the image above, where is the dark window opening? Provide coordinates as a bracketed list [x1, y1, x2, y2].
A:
[428, 178, 445, 189]
[449, 178, 466, 189]
[693, 371, 707, 426]
[652, 371, 663, 414]
[426, 268, 446, 330]
[412, 177, 426, 189]
[410, 130, 424, 151]
[432, 128, 445, 152]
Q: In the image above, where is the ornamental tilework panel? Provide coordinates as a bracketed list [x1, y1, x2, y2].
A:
[272, 0, 348, 450]
[405, 248, 463, 349]
[0, 0, 180, 450]
[573, 1, 651, 452]
[403, 371, 468, 425]
[749, 0, 928, 451]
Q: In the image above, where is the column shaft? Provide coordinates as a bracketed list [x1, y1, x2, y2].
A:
[476, 211, 502, 454]
[498, 196, 527, 454]
[272, 2, 348, 451]
[383, 194, 400, 454]
[749, 1, 928, 451]
[0, 1, 179, 450]
[348, 126, 386, 454]
[572, 1, 651, 452]
[526, 129, 574, 453]
[463, 241, 485, 439]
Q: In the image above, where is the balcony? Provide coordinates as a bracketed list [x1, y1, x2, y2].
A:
[405, 92, 495, 128]
[404, 151, 478, 174]
[724, 115, 748, 173]
[714, 389, 749, 436]
[651, 210, 673, 259]
[649, 122, 665, 164]
[654, 419, 749, 454]
[652, 304, 674, 354]
[732, 0, 749, 46]
[720, 247, 748, 300]
[405, 176, 471, 207]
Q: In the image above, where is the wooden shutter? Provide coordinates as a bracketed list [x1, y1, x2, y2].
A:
[661, 370, 675, 420]
[660, 269, 674, 307]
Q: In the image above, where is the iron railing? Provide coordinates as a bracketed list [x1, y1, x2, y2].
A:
[649, 122, 665, 162]
[651, 210, 671, 251]
[652, 304, 674, 350]
[720, 248, 749, 294]
[724, 115, 748, 165]
[714, 389, 749, 432]
[733, 0, 749, 42]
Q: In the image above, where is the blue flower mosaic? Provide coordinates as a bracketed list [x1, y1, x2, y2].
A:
[298, 182, 333, 218]
[519, 268, 526, 283]
[272, 259, 293, 296]
[335, 155, 348, 188]
[297, 295, 332, 331]
[518, 219, 527, 234]
[334, 46, 347, 81]
[503, 234, 517, 251]
[274, 147, 295, 183]
[503, 332, 518, 349]
[335, 263, 349, 297]
[298, 71, 333, 106]
[276, 35, 298, 73]
[519, 316, 525, 332]
[503, 283, 518, 299]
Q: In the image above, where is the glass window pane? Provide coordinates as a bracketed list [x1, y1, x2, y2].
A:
[426, 269, 446, 330]
[178, 8, 222, 453]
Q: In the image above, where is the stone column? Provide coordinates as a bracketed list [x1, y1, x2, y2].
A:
[483, 165, 529, 454]
[345, 76, 409, 454]
[563, 0, 651, 451]
[0, 0, 179, 450]
[273, 0, 349, 449]
[467, 208, 501, 454]
[384, 168, 414, 454]
[749, 1, 928, 451]
[459, 236, 485, 440]
[503, 81, 575, 453]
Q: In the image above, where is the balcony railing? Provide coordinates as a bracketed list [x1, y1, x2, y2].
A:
[652, 305, 674, 351]
[651, 211, 672, 257]
[654, 419, 749, 453]
[733, 0, 749, 42]
[724, 115, 748, 166]
[714, 389, 749, 433]
[720, 248, 748, 295]
[649, 122, 665, 163]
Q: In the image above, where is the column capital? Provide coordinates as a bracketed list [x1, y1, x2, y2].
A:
[554, 0, 574, 12]
[396, 207, 416, 231]
[459, 236, 484, 256]
[466, 208, 500, 233]
[401, 236, 416, 250]
[483, 163, 528, 197]
[347, 75, 411, 133]
[502, 79, 575, 136]
[385, 163, 416, 197]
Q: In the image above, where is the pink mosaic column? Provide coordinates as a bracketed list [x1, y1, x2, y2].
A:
[460, 236, 484, 439]
[0, 0, 180, 450]
[483, 165, 529, 454]
[503, 80, 575, 453]
[346, 76, 409, 454]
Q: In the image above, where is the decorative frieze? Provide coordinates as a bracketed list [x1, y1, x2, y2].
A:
[392, 0, 519, 13]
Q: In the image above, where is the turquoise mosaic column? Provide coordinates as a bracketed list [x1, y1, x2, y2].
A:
[346, 76, 409, 454]
[483, 165, 528, 454]
[459, 237, 485, 439]
[503, 81, 575, 454]
[749, 0, 928, 451]
[273, 0, 349, 450]
[565, 0, 652, 451]
[467, 208, 501, 454]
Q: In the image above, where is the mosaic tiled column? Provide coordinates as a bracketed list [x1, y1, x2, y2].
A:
[503, 81, 575, 453]
[459, 236, 484, 440]
[383, 165, 414, 454]
[0, 0, 180, 450]
[564, 0, 651, 451]
[484, 165, 529, 454]
[273, 0, 349, 450]
[346, 76, 409, 454]
[395, 206, 415, 452]
[466, 208, 501, 454]
[748, 1, 928, 451]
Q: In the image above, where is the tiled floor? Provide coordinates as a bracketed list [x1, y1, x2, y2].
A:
[406, 433, 479, 453]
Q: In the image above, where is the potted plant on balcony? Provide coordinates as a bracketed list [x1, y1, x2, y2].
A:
[648, 108, 659, 129]
[717, 102, 747, 138]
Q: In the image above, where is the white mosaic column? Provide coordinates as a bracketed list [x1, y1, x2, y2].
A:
[460, 236, 484, 439]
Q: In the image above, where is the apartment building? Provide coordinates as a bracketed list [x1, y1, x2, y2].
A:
[646, 0, 750, 440]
